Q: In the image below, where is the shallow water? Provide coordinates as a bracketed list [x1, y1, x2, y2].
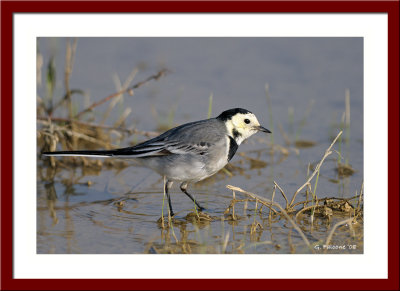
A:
[37, 37, 363, 254]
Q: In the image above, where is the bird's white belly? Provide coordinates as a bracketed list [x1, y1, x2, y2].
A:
[142, 156, 208, 182]
[206, 155, 228, 176]
[166, 160, 209, 182]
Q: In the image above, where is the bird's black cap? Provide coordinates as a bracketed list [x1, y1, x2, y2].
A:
[216, 108, 252, 121]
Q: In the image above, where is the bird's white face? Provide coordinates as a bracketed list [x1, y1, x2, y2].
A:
[225, 112, 264, 145]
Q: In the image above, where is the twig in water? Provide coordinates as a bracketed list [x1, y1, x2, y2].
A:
[288, 131, 343, 209]
[273, 181, 289, 210]
[269, 184, 276, 221]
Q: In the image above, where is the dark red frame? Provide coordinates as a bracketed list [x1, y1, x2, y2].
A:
[1, 1, 399, 290]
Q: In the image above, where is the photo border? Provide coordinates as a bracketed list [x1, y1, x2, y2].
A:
[1, 1, 399, 290]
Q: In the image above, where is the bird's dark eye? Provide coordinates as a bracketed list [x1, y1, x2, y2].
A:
[244, 119, 251, 124]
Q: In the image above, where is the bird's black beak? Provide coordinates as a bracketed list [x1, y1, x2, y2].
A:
[255, 125, 271, 133]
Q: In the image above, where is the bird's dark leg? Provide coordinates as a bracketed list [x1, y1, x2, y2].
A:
[165, 180, 174, 216]
[180, 182, 205, 211]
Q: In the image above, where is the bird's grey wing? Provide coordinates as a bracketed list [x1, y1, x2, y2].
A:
[111, 118, 227, 158]
[161, 118, 228, 156]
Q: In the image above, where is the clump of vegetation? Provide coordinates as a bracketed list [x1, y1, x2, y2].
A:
[223, 131, 363, 253]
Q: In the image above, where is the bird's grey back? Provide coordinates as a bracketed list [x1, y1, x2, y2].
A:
[138, 118, 227, 146]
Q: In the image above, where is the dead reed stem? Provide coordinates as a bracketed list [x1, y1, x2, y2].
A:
[75, 69, 168, 119]
[273, 181, 289, 210]
[269, 184, 276, 220]
[101, 68, 138, 125]
[288, 131, 343, 209]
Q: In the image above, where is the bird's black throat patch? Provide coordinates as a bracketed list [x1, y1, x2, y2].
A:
[227, 136, 239, 161]
[232, 128, 241, 140]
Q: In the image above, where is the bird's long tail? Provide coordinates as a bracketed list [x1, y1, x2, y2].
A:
[42, 139, 170, 158]
[42, 150, 117, 158]
[41, 145, 167, 158]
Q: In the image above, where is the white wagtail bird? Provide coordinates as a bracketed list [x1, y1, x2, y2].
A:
[43, 108, 271, 216]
